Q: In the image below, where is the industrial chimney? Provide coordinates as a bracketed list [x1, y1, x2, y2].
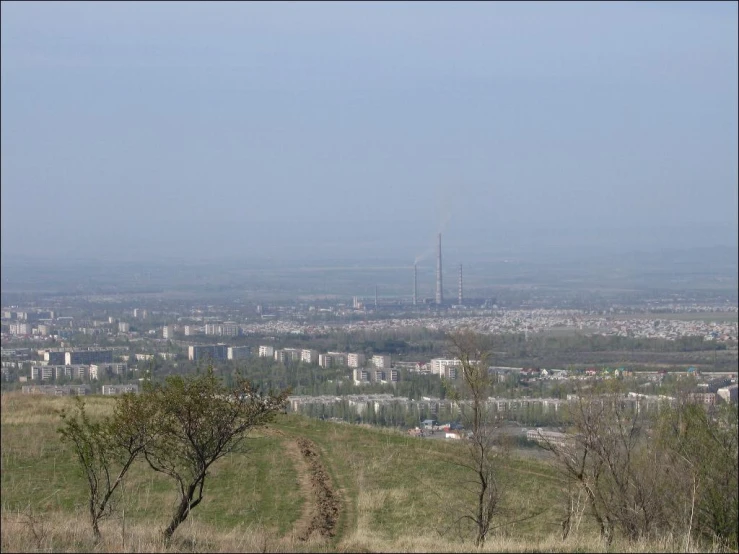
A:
[413, 263, 418, 306]
[458, 263, 463, 306]
[435, 233, 443, 305]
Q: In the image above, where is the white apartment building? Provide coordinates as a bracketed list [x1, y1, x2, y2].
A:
[352, 368, 371, 384]
[162, 325, 174, 339]
[102, 384, 139, 395]
[89, 363, 128, 379]
[258, 345, 275, 358]
[204, 323, 221, 336]
[430, 358, 462, 376]
[118, 322, 130, 333]
[227, 346, 251, 360]
[318, 354, 333, 369]
[10, 323, 32, 336]
[183, 325, 197, 336]
[347, 353, 366, 368]
[327, 352, 348, 367]
[221, 322, 240, 337]
[371, 355, 391, 369]
[301, 349, 319, 364]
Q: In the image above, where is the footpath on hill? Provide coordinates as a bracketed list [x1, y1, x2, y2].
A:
[268, 427, 342, 543]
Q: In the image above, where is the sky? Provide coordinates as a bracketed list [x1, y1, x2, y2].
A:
[1, 1, 737, 264]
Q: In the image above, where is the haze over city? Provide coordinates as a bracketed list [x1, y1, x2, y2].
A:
[1, 1, 737, 264]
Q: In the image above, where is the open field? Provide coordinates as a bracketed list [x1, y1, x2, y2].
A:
[1, 393, 732, 553]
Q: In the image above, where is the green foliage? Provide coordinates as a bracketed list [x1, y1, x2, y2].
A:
[58, 394, 153, 541]
[141, 368, 290, 539]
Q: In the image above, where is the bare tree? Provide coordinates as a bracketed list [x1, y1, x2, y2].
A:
[444, 329, 503, 547]
[539, 383, 680, 545]
[141, 368, 290, 540]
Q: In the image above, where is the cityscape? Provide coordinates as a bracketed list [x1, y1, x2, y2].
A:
[1, 1, 737, 553]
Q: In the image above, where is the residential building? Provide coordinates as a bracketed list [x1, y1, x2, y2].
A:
[102, 384, 139, 395]
[43, 349, 68, 365]
[162, 325, 174, 339]
[22, 384, 90, 396]
[430, 358, 461, 375]
[9, 322, 32, 336]
[318, 354, 333, 368]
[372, 355, 391, 369]
[222, 322, 240, 337]
[717, 384, 738, 404]
[188, 344, 228, 362]
[227, 346, 251, 360]
[352, 368, 371, 384]
[258, 345, 275, 358]
[301, 349, 319, 364]
[348, 353, 366, 368]
[118, 322, 130, 333]
[327, 352, 348, 367]
[65, 349, 114, 365]
[89, 363, 127, 379]
[37, 324, 51, 336]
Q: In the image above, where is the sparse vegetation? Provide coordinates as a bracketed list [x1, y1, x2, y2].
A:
[2, 391, 737, 553]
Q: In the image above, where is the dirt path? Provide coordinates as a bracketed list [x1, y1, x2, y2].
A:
[294, 437, 341, 541]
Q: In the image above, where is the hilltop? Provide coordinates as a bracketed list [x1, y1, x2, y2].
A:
[0, 393, 725, 553]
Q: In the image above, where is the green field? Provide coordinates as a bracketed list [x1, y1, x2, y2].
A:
[0, 393, 722, 553]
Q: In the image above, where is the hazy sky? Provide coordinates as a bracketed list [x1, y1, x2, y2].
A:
[1, 1, 737, 263]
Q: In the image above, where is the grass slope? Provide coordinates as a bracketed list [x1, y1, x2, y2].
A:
[0, 393, 723, 553]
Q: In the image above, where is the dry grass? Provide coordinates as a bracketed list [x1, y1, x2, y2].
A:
[2, 393, 735, 553]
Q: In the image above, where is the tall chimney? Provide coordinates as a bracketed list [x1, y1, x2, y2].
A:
[375, 285, 378, 309]
[459, 263, 463, 306]
[435, 233, 443, 305]
[413, 263, 418, 306]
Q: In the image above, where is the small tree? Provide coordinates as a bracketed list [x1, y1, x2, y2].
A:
[445, 329, 504, 547]
[58, 394, 155, 542]
[141, 368, 289, 540]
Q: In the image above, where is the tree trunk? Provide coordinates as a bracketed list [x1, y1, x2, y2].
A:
[90, 499, 101, 543]
[163, 496, 190, 540]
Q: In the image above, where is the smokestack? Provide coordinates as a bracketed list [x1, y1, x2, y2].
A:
[375, 285, 378, 309]
[413, 263, 418, 306]
[436, 233, 443, 305]
[459, 263, 463, 306]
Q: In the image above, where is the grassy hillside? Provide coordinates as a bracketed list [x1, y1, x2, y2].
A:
[0, 393, 722, 552]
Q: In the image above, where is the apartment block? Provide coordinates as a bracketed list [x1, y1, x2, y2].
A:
[227, 346, 251, 360]
[327, 352, 348, 367]
[162, 325, 174, 339]
[430, 358, 461, 376]
[347, 353, 366, 368]
[65, 349, 114, 365]
[371, 355, 391, 369]
[102, 384, 139, 395]
[118, 322, 130, 333]
[301, 349, 319, 364]
[188, 344, 228, 362]
[258, 345, 275, 358]
[222, 322, 241, 337]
